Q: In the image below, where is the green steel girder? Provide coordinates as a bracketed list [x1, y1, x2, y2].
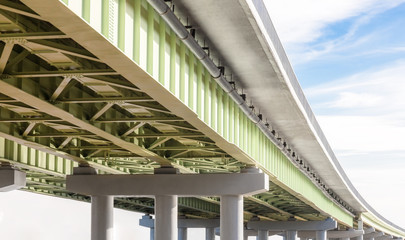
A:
[0, 132, 285, 218]
[57, 97, 155, 104]
[0, 0, 352, 225]
[0, 32, 67, 40]
[34, 0, 355, 224]
[8, 70, 118, 78]
[0, 131, 318, 221]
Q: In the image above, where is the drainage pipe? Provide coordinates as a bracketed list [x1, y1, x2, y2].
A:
[146, 0, 280, 143]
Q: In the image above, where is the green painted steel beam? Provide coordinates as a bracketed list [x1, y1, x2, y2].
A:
[0, 0, 360, 228]
[57, 97, 155, 103]
[101, 0, 110, 38]
[82, 0, 90, 22]
[9, 69, 118, 78]
[0, 32, 66, 40]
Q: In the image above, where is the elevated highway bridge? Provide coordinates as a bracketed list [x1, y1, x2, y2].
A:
[0, 0, 403, 239]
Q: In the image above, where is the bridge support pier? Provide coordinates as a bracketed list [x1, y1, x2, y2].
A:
[221, 195, 243, 240]
[316, 230, 327, 240]
[178, 226, 187, 240]
[91, 195, 114, 240]
[356, 220, 364, 240]
[257, 230, 269, 240]
[364, 227, 384, 240]
[248, 218, 337, 240]
[286, 230, 297, 240]
[155, 195, 178, 240]
[68, 166, 267, 240]
[299, 229, 364, 239]
[206, 227, 215, 240]
[140, 215, 220, 240]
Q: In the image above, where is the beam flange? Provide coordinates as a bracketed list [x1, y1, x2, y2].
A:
[95, 117, 182, 123]
[0, 32, 67, 40]
[58, 97, 154, 104]
[10, 69, 118, 78]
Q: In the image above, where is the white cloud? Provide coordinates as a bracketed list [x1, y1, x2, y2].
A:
[264, 0, 405, 45]
[304, 61, 405, 227]
[263, 0, 405, 230]
[306, 61, 405, 153]
[264, 0, 405, 65]
[325, 92, 382, 109]
[345, 167, 405, 227]
[306, 60, 405, 113]
[317, 115, 405, 152]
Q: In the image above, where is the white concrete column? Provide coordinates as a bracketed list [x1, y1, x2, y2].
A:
[179, 227, 187, 240]
[286, 231, 297, 240]
[206, 228, 215, 240]
[316, 230, 327, 240]
[220, 195, 243, 240]
[155, 195, 178, 240]
[258, 230, 269, 240]
[91, 195, 114, 240]
[356, 221, 364, 240]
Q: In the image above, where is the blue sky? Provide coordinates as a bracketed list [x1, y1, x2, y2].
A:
[266, 0, 405, 228]
[289, 2, 405, 87]
[1, 0, 405, 239]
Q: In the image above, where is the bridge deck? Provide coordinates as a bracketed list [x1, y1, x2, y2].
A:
[0, 0, 403, 237]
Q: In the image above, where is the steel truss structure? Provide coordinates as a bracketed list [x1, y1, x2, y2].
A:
[0, 0, 404, 237]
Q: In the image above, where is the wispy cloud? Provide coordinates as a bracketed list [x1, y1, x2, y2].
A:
[266, 0, 405, 229]
[265, 0, 405, 45]
[306, 60, 405, 114]
[265, 0, 405, 66]
[305, 61, 405, 152]
[304, 61, 405, 228]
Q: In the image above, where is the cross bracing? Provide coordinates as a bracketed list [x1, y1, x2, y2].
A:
[0, 0, 376, 226]
[0, 0, 404, 238]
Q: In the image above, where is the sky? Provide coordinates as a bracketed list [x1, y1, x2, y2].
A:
[266, 0, 405, 228]
[1, 0, 405, 239]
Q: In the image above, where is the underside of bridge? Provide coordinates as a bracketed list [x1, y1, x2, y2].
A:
[0, 0, 325, 223]
[0, 0, 404, 238]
